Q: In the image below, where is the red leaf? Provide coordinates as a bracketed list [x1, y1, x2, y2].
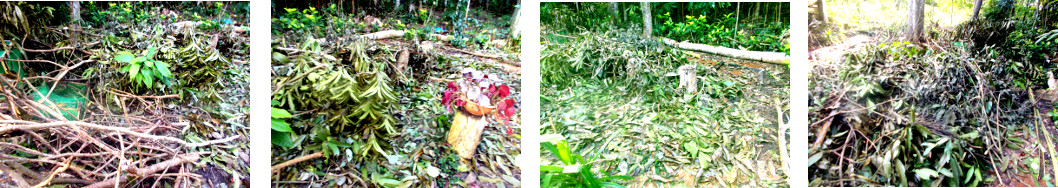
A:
[488, 84, 498, 97]
[447, 81, 458, 90]
[506, 126, 513, 136]
[497, 100, 508, 112]
[506, 107, 516, 117]
[504, 99, 516, 107]
[442, 92, 452, 111]
[497, 85, 510, 98]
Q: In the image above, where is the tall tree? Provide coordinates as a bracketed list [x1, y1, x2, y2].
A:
[906, 0, 924, 42]
[641, 2, 651, 37]
[609, 2, 620, 25]
[815, 0, 827, 23]
[971, 0, 983, 20]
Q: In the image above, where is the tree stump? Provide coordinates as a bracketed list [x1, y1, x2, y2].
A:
[447, 109, 488, 159]
[677, 64, 697, 93]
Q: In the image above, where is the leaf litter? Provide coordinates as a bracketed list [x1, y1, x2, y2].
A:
[541, 28, 790, 187]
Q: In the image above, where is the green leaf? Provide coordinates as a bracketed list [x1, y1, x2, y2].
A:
[142, 69, 154, 88]
[914, 168, 939, 180]
[115, 52, 135, 63]
[808, 151, 824, 167]
[540, 165, 564, 172]
[271, 119, 293, 132]
[129, 63, 141, 80]
[938, 168, 953, 177]
[372, 177, 402, 188]
[132, 56, 147, 63]
[146, 47, 157, 59]
[155, 61, 172, 77]
[958, 130, 980, 139]
[964, 166, 975, 184]
[271, 130, 293, 148]
[272, 107, 293, 118]
[328, 142, 340, 155]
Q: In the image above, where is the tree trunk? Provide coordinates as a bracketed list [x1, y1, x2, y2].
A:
[971, 0, 983, 20]
[509, 4, 521, 47]
[463, 0, 471, 20]
[447, 110, 488, 159]
[816, 0, 827, 23]
[661, 38, 789, 65]
[906, 0, 924, 42]
[677, 65, 697, 93]
[609, 2, 619, 25]
[735, 3, 740, 32]
[68, 2, 81, 45]
[641, 2, 652, 37]
[755, 3, 761, 18]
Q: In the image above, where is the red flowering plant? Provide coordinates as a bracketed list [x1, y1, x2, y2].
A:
[441, 69, 518, 124]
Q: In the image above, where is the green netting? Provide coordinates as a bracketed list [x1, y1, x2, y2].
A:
[31, 83, 87, 120]
[0, 41, 26, 78]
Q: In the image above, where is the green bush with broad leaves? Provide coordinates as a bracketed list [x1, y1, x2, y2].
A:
[271, 104, 295, 149]
[541, 134, 632, 188]
[114, 47, 174, 90]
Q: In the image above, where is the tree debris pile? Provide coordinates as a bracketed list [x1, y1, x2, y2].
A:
[807, 39, 1058, 186]
[541, 27, 790, 187]
[270, 37, 400, 164]
[270, 3, 522, 187]
[0, 2, 250, 187]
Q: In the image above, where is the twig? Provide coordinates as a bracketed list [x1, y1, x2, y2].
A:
[21, 46, 77, 53]
[429, 77, 455, 83]
[84, 152, 204, 188]
[775, 99, 790, 174]
[448, 47, 502, 59]
[106, 89, 180, 99]
[0, 162, 32, 187]
[271, 152, 323, 174]
[0, 120, 239, 148]
[30, 158, 73, 188]
[1030, 89, 1058, 185]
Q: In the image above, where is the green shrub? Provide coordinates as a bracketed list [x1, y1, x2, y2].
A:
[541, 134, 632, 188]
[115, 47, 174, 90]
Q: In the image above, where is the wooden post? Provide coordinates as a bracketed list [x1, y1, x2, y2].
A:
[447, 109, 488, 159]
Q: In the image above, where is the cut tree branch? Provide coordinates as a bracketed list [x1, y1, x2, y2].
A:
[83, 152, 205, 188]
[0, 120, 239, 148]
[271, 152, 323, 174]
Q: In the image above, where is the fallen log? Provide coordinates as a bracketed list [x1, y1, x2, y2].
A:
[356, 30, 454, 42]
[660, 38, 789, 65]
[358, 30, 405, 40]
